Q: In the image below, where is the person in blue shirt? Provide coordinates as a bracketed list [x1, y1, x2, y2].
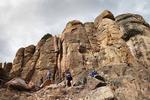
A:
[89, 70, 98, 77]
[65, 70, 73, 87]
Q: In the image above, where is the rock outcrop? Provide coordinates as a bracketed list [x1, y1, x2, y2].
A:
[0, 62, 12, 82]
[1, 10, 149, 100]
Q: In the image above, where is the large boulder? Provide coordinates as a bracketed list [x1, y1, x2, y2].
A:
[115, 13, 150, 41]
[84, 86, 115, 100]
[5, 78, 33, 91]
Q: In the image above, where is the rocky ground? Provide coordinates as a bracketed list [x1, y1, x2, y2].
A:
[0, 10, 150, 100]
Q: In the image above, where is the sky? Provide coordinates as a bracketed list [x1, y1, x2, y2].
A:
[0, 0, 150, 62]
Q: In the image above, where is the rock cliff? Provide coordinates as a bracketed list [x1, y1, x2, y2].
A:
[0, 10, 150, 100]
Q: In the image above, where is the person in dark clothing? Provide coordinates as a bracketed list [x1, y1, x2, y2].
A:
[89, 70, 98, 77]
[65, 71, 73, 87]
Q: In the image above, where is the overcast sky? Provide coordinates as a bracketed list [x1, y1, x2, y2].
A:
[0, 0, 150, 62]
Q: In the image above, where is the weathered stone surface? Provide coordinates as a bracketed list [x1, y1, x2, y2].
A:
[95, 18, 135, 66]
[11, 48, 24, 77]
[116, 13, 150, 41]
[10, 34, 61, 85]
[10, 45, 35, 81]
[97, 63, 150, 100]
[73, 70, 88, 86]
[84, 86, 115, 100]
[0, 62, 12, 82]
[31, 35, 61, 84]
[5, 78, 33, 91]
[87, 76, 106, 90]
[23, 45, 35, 65]
[94, 10, 115, 28]
[60, 20, 91, 77]
[4, 62, 12, 73]
[3, 10, 149, 100]
[127, 35, 150, 66]
[40, 80, 52, 88]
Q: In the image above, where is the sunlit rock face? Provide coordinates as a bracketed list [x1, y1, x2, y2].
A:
[6, 10, 150, 100]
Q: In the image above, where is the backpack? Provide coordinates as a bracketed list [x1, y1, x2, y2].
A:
[66, 73, 72, 81]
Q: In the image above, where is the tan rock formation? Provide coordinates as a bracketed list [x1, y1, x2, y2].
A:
[94, 10, 115, 28]
[5, 10, 149, 100]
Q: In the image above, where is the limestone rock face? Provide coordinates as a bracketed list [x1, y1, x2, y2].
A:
[5, 78, 32, 91]
[6, 10, 150, 100]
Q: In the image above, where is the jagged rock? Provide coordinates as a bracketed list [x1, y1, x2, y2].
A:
[23, 45, 35, 65]
[84, 86, 115, 100]
[95, 18, 135, 66]
[3, 10, 149, 100]
[3, 62, 12, 80]
[11, 48, 24, 77]
[73, 70, 88, 86]
[4, 62, 12, 73]
[84, 22, 96, 33]
[21, 48, 40, 82]
[31, 35, 60, 84]
[40, 80, 52, 88]
[115, 13, 150, 41]
[10, 33, 60, 84]
[0, 62, 12, 82]
[87, 76, 106, 90]
[94, 10, 115, 28]
[10, 45, 35, 81]
[5, 78, 33, 91]
[126, 35, 150, 67]
[60, 20, 91, 76]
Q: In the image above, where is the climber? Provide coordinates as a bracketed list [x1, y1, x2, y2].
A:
[46, 70, 51, 80]
[89, 70, 105, 82]
[89, 70, 98, 77]
[65, 70, 73, 87]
